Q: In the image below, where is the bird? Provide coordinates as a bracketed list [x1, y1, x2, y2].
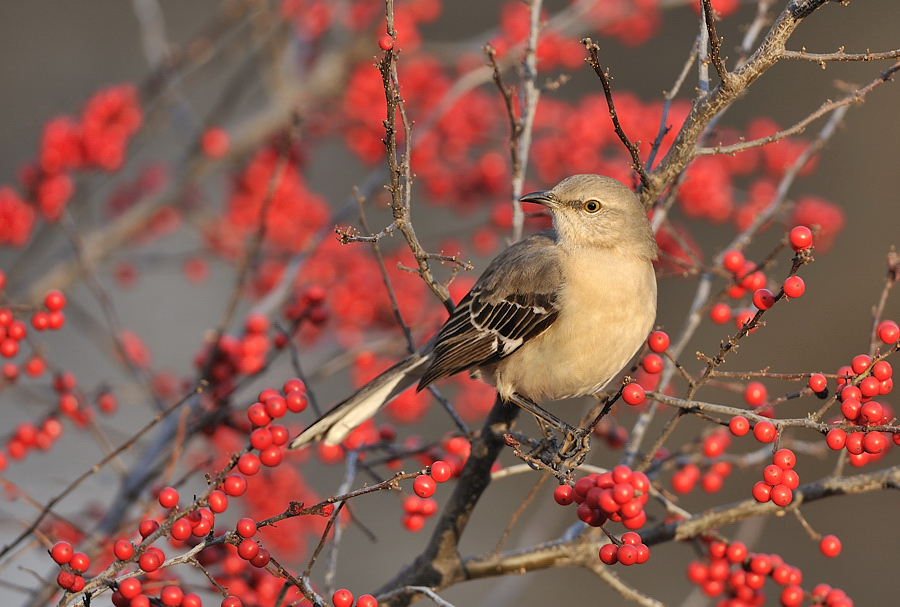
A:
[288, 174, 658, 450]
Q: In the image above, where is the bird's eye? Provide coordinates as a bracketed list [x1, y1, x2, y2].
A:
[583, 199, 601, 213]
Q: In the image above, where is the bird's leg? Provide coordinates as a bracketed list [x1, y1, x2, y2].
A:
[585, 387, 622, 434]
[506, 393, 590, 466]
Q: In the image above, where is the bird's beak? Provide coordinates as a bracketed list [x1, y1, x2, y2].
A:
[519, 190, 558, 208]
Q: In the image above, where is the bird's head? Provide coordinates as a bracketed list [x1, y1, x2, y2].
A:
[520, 174, 657, 260]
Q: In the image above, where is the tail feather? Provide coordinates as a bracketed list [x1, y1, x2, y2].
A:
[288, 352, 430, 449]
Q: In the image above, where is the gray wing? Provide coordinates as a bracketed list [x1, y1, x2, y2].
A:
[417, 229, 562, 389]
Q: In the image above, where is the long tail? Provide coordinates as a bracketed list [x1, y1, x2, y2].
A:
[288, 351, 431, 449]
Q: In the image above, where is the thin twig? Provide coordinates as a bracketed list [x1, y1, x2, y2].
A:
[701, 0, 730, 84]
[582, 39, 650, 188]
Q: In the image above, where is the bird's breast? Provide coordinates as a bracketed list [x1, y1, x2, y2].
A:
[491, 250, 657, 402]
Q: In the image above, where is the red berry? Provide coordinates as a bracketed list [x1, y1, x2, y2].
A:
[763, 464, 783, 486]
[119, 577, 142, 599]
[641, 353, 663, 374]
[860, 376, 881, 397]
[234, 453, 259, 477]
[789, 225, 813, 251]
[845, 432, 865, 455]
[773, 448, 796, 470]
[246, 402, 271, 427]
[139, 519, 160, 538]
[648, 331, 670, 352]
[744, 381, 767, 406]
[781, 584, 804, 607]
[729, 416, 750, 437]
[139, 551, 162, 572]
[808, 373, 827, 393]
[819, 534, 841, 557]
[722, 249, 745, 273]
[50, 541, 74, 564]
[357, 594, 378, 607]
[782, 276, 805, 298]
[259, 445, 283, 467]
[378, 35, 394, 51]
[709, 302, 731, 324]
[825, 428, 846, 450]
[182, 594, 203, 607]
[237, 538, 259, 560]
[250, 547, 270, 568]
[612, 465, 633, 484]
[617, 544, 638, 566]
[201, 127, 230, 158]
[333, 589, 354, 607]
[752, 481, 772, 503]
[863, 431, 886, 454]
[171, 518, 192, 541]
[599, 543, 618, 565]
[31, 311, 49, 331]
[851, 354, 871, 375]
[621, 509, 646, 530]
[860, 401, 884, 424]
[413, 474, 436, 498]
[160, 586, 184, 607]
[749, 554, 772, 575]
[236, 517, 256, 538]
[114, 539, 134, 561]
[158, 487, 179, 509]
[782, 469, 800, 490]
[840, 397, 861, 421]
[686, 560, 708, 583]
[250, 427, 273, 450]
[208, 490, 229, 513]
[56, 570, 75, 590]
[752, 421, 776, 443]
[223, 474, 248, 496]
[725, 541, 747, 563]
[44, 289, 66, 311]
[622, 382, 645, 406]
[702, 432, 730, 457]
[872, 360, 892, 380]
[770, 484, 793, 506]
[222, 597, 242, 607]
[877, 320, 900, 344]
[264, 395, 287, 418]
[430, 460, 452, 483]
[621, 531, 641, 545]
[752, 288, 775, 310]
[554, 484, 575, 506]
[285, 390, 308, 412]
[269, 424, 289, 445]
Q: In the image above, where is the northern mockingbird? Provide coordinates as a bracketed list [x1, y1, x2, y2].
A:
[289, 174, 658, 450]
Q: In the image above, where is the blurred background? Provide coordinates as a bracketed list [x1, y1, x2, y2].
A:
[1, 1, 899, 606]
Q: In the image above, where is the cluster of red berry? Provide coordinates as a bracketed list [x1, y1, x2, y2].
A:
[555, 465, 651, 533]
[670, 430, 734, 495]
[47, 379, 320, 607]
[686, 539, 852, 606]
[15, 84, 142, 233]
[823, 344, 898, 467]
[709, 227, 813, 328]
[402, 460, 452, 532]
[751, 448, 800, 507]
